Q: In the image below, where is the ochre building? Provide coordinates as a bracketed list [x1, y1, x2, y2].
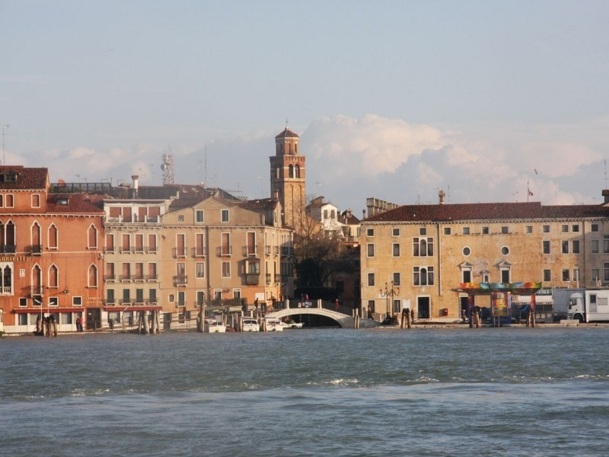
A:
[360, 196, 609, 320]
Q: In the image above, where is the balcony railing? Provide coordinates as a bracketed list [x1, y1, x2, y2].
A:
[174, 275, 188, 286]
[192, 247, 206, 258]
[119, 275, 132, 282]
[27, 244, 43, 256]
[245, 273, 260, 285]
[145, 274, 158, 282]
[104, 274, 116, 282]
[173, 247, 187, 258]
[0, 245, 16, 254]
[217, 246, 232, 257]
[242, 246, 258, 257]
[266, 273, 272, 285]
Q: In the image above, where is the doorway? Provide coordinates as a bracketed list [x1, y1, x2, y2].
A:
[417, 296, 430, 319]
[86, 308, 101, 330]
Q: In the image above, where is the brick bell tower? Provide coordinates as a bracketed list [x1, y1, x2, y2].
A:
[270, 127, 306, 231]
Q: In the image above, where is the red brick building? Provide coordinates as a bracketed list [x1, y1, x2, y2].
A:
[0, 166, 105, 334]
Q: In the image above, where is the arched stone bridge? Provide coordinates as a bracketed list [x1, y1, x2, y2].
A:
[266, 307, 380, 329]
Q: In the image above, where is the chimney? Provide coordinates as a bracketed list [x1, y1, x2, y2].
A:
[131, 175, 139, 199]
[438, 189, 446, 204]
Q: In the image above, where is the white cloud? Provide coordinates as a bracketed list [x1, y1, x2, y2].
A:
[15, 114, 609, 214]
[304, 114, 445, 178]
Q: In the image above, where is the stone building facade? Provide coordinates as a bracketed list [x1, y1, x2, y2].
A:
[360, 198, 609, 320]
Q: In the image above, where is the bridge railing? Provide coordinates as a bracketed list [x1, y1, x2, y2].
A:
[282, 299, 358, 316]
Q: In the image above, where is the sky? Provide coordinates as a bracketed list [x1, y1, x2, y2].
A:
[2, 0, 609, 216]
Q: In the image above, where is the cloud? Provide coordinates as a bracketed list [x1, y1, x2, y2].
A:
[12, 114, 609, 214]
[304, 115, 445, 178]
[300, 115, 609, 210]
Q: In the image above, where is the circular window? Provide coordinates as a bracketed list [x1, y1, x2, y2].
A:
[463, 247, 471, 256]
[501, 246, 510, 255]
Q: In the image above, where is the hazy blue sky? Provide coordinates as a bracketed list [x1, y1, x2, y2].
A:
[2, 0, 609, 214]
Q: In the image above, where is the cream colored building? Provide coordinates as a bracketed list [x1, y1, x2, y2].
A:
[360, 198, 609, 320]
[159, 194, 293, 319]
[102, 187, 294, 329]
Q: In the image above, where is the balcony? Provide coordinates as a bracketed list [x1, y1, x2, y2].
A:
[104, 299, 117, 306]
[118, 247, 132, 254]
[104, 274, 116, 282]
[173, 275, 188, 286]
[266, 273, 272, 285]
[174, 247, 187, 258]
[133, 275, 145, 282]
[274, 274, 281, 283]
[217, 246, 232, 257]
[145, 274, 158, 282]
[245, 273, 260, 285]
[242, 246, 258, 257]
[119, 275, 132, 282]
[192, 247, 206, 258]
[0, 245, 16, 254]
[27, 244, 43, 256]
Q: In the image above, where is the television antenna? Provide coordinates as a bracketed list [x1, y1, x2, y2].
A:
[0, 124, 8, 165]
[160, 150, 174, 185]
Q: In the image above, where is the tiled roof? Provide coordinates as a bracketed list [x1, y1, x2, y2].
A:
[0, 166, 48, 190]
[240, 198, 279, 212]
[275, 127, 299, 139]
[46, 194, 105, 213]
[365, 201, 609, 223]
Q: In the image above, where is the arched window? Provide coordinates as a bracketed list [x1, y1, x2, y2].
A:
[32, 264, 42, 294]
[48, 264, 59, 289]
[295, 164, 300, 178]
[31, 222, 42, 253]
[48, 224, 58, 249]
[420, 239, 427, 257]
[289, 164, 294, 178]
[88, 225, 98, 249]
[88, 264, 98, 288]
[0, 264, 13, 294]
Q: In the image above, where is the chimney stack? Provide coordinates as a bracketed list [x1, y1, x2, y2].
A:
[131, 175, 139, 199]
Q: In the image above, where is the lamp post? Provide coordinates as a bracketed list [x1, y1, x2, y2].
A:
[380, 281, 399, 317]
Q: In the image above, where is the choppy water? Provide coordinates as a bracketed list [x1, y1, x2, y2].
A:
[1, 327, 609, 456]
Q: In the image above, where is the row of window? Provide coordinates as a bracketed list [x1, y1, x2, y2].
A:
[0, 193, 42, 208]
[365, 223, 599, 238]
[367, 238, 609, 258]
[0, 263, 98, 295]
[367, 268, 435, 287]
[0, 221, 99, 250]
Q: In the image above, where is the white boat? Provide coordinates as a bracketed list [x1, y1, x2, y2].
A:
[242, 318, 260, 332]
[264, 317, 284, 332]
[282, 320, 304, 329]
[204, 318, 226, 333]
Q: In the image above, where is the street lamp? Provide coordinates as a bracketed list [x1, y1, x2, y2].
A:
[380, 281, 399, 317]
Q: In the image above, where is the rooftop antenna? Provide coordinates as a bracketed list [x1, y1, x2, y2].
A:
[605, 159, 608, 189]
[0, 124, 9, 165]
[160, 149, 174, 185]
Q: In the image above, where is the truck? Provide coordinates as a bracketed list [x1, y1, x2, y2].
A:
[568, 289, 609, 323]
[552, 288, 584, 322]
